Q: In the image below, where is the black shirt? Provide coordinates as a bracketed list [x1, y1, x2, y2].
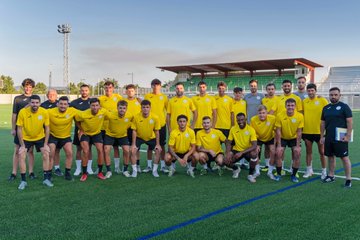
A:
[40, 100, 58, 109]
[70, 98, 90, 111]
[321, 101, 352, 141]
[12, 94, 31, 114]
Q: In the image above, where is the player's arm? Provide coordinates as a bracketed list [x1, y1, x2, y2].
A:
[11, 113, 17, 135]
[43, 125, 51, 152]
[296, 128, 302, 147]
[242, 140, 257, 155]
[16, 126, 26, 154]
[191, 110, 197, 129]
[131, 129, 137, 149]
[166, 113, 171, 133]
[168, 145, 180, 160]
[275, 127, 282, 148]
[320, 120, 325, 144]
[343, 117, 353, 142]
[154, 130, 161, 151]
[230, 112, 234, 126]
[212, 109, 217, 128]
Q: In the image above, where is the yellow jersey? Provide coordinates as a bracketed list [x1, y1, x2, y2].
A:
[302, 96, 328, 134]
[277, 93, 303, 114]
[262, 96, 280, 115]
[228, 124, 257, 152]
[48, 107, 78, 138]
[250, 114, 276, 142]
[168, 127, 196, 154]
[75, 108, 107, 136]
[124, 98, 141, 116]
[105, 111, 133, 138]
[16, 107, 49, 141]
[232, 99, 247, 122]
[167, 96, 196, 131]
[196, 128, 226, 154]
[191, 94, 217, 129]
[214, 95, 233, 129]
[99, 93, 123, 130]
[131, 113, 161, 141]
[144, 92, 168, 127]
[275, 111, 304, 140]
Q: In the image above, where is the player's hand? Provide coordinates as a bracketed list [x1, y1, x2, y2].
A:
[234, 152, 243, 160]
[131, 144, 138, 151]
[11, 129, 16, 136]
[18, 146, 26, 155]
[43, 145, 50, 153]
[209, 150, 216, 157]
[155, 144, 162, 152]
[225, 154, 232, 165]
[342, 135, 350, 142]
[179, 158, 187, 167]
[78, 130, 84, 140]
[320, 137, 325, 145]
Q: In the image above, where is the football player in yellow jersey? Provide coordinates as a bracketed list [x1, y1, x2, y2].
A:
[104, 100, 133, 178]
[214, 81, 234, 138]
[144, 79, 169, 173]
[275, 98, 304, 183]
[191, 81, 217, 133]
[166, 115, 197, 178]
[262, 83, 279, 115]
[196, 116, 226, 176]
[250, 105, 276, 180]
[16, 95, 52, 190]
[232, 87, 247, 123]
[98, 80, 123, 174]
[225, 112, 258, 183]
[48, 96, 78, 181]
[277, 80, 303, 114]
[167, 82, 197, 133]
[76, 98, 107, 182]
[131, 100, 162, 178]
[302, 83, 328, 179]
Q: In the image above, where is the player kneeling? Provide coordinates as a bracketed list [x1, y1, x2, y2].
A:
[196, 116, 226, 176]
[165, 115, 198, 178]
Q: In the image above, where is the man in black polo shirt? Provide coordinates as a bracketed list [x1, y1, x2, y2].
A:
[320, 87, 353, 188]
[40, 89, 58, 109]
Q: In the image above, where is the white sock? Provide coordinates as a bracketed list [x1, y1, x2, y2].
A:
[282, 160, 285, 169]
[306, 166, 312, 172]
[153, 163, 159, 171]
[189, 166, 194, 171]
[202, 164, 208, 169]
[114, 158, 120, 169]
[268, 165, 274, 174]
[255, 164, 260, 174]
[160, 160, 165, 168]
[186, 162, 191, 169]
[54, 165, 60, 170]
[322, 168, 327, 173]
[147, 160, 152, 168]
[132, 164, 137, 172]
[76, 160, 81, 170]
[87, 160, 93, 168]
[172, 162, 176, 169]
[240, 158, 245, 165]
[265, 158, 270, 167]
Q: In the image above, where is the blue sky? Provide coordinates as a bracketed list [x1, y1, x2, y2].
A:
[1, 0, 360, 87]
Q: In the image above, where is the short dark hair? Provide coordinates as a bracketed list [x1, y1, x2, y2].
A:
[22, 78, 35, 88]
[233, 87, 243, 93]
[282, 79, 293, 85]
[58, 96, 69, 102]
[285, 98, 296, 105]
[151, 79, 162, 86]
[117, 100, 128, 107]
[266, 83, 276, 89]
[141, 99, 151, 106]
[30, 95, 40, 101]
[80, 84, 90, 89]
[217, 81, 227, 88]
[249, 79, 258, 85]
[236, 112, 246, 118]
[202, 116, 211, 121]
[90, 98, 100, 105]
[175, 82, 184, 87]
[329, 87, 340, 93]
[297, 76, 306, 81]
[198, 81, 207, 87]
[306, 83, 317, 91]
[177, 114, 188, 121]
[126, 84, 136, 90]
[104, 81, 114, 87]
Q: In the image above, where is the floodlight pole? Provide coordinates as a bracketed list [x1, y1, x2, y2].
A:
[58, 24, 71, 94]
[128, 72, 134, 84]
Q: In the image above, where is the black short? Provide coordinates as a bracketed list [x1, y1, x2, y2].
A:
[104, 135, 129, 146]
[257, 138, 275, 146]
[159, 125, 167, 146]
[173, 152, 192, 162]
[302, 134, 320, 143]
[80, 132, 103, 145]
[325, 139, 349, 158]
[127, 128, 133, 145]
[216, 128, 230, 138]
[231, 150, 251, 162]
[73, 127, 80, 146]
[14, 134, 20, 145]
[206, 152, 223, 162]
[24, 138, 45, 152]
[280, 138, 298, 148]
[135, 138, 156, 150]
[48, 135, 72, 149]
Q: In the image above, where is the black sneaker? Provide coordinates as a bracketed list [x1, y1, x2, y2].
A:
[344, 180, 352, 188]
[29, 172, 36, 180]
[322, 175, 335, 183]
[64, 173, 73, 181]
[54, 168, 64, 177]
[8, 174, 16, 182]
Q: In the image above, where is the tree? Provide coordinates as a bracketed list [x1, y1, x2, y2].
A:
[33, 82, 47, 94]
[0, 75, 17, 93]
[93, 78, 119, 95]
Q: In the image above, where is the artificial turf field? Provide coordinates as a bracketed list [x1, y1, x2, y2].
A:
[0, 104, 359, 240]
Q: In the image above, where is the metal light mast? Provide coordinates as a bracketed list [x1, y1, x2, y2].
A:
[57, 24, 71, 94]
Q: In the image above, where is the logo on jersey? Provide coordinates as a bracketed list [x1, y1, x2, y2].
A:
[98, 115, 103, 119]
[291, 118, 297, 123]
[315, 101, 319, 105]
[244, 131, 249, 135]
[211, 134, 216, 139]
[149, 119, 154, 124]
[266, 121, 270, 126]
[256, 96, 260, 100]
[66, 114, 70, 119]
[185, 133, 189, 138]
[125, 118, 129, 122]
[336, 106, 341, 110]
[160, 96, 163, 100]
[38, 115, 43, 120]
[135, 101, 140, 105]
[113, 97, 118, 101]
[206, 98, 210, 102]
[224, 98, 228, 102]
[183, 99, 188, 104]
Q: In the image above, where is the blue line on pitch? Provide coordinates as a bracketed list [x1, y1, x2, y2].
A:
[138, 162, 360, 240]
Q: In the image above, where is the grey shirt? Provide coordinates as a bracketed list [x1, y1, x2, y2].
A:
[294, 91, 308, 100]
[244, 92, 264, 122]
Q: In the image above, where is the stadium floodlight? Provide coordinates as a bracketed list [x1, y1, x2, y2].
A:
[128, 72, 134, 84]
[57, 24, 71, 94]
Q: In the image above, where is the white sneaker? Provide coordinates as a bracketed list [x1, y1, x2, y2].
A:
[161, 167, 169, 173]
[188, 169, 195, 178]
[303, 170, 314, 178]
[168, 168, 175, 177]
[142, 166, 152, 173]
[212, 165, 220, 171]
[254, 172, 260, 178]
[114, 167, 122, 174]
[321, 171, 327, 180]
[105, 171, 112, 179]
[232, 168, 240, 179]
[43, 179, 54, 187]
[152, 170, 159, 178]
[267, 172, 276, 180]
[88, 168, 95, 175]
[247, 175, 256, 183]
[74, 168, 81, 176]
[123, 171, 131, 178]
[18, 181, 27, 190]
[131, 171, 138, 178]
[136, 166, 141, 173]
